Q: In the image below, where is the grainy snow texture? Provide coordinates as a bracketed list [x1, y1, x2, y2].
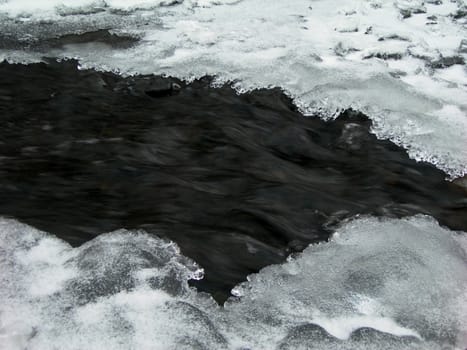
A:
[0, 0, 466, 177]
[1, 216, 466, 349]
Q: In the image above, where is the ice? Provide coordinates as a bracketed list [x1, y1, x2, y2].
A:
[1, 215, 466, 349]
[223, 215, 467, 349]
[0, 0, 238, 17]
[0, 218, 224, 350]
[0, 0, 466, 177]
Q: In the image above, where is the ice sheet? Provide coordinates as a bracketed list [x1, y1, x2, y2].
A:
[1, 215, 466, 349]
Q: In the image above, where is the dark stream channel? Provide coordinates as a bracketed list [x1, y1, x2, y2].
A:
[1, 60, 466, 302]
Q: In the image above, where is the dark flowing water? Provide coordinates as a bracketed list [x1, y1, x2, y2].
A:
[1, 60, 466, 302]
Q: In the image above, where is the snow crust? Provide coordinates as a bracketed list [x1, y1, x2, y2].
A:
[0, 0, 466, 177]
[1, 215, 466, 349]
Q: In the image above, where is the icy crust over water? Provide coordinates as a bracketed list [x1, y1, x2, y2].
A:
[0, 0, 240, 16]
[1, 215, 466, 349]
[1, 0, 467, 177]
[0, 220, 220, 350]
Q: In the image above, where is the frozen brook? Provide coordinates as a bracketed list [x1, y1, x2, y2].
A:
[1, 215, 466, 349]
[0, 0, 466, 177]
[0, 1, 466, 349]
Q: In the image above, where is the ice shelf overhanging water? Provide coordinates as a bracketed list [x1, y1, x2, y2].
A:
[1, 215, 466, 349]
[0, 0, 466, 178]
[1, 2, 467, 348]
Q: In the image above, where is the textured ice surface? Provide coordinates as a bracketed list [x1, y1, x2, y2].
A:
[225, 215, 467, 349]
[0, 0, 466, 177]
[0, 0, 237, 17]
[0, 218, 223, 350]
[1, 215, 466, 349]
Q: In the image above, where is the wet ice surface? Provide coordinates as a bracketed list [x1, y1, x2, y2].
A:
[1, 215, 466, 349]
[1, 0, 466, 177]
